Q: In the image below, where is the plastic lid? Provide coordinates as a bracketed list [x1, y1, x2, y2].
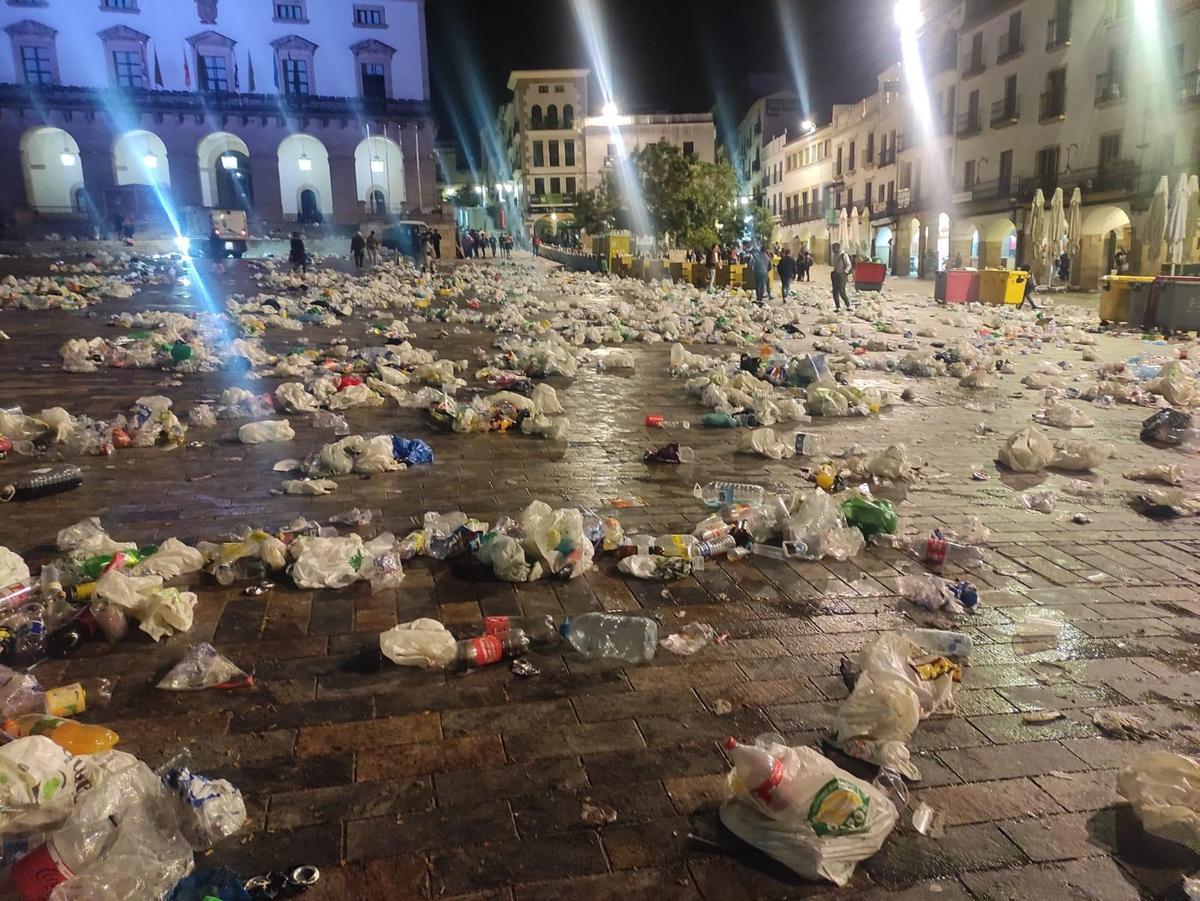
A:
[723, 736, 737, 751]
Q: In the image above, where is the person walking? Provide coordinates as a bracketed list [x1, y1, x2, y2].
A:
[1017, 264, 1039, 310]
[423, 232, 437, 275]
[776, 247, 797, 299]
[751, 245, 771, 305]
[830, 242, 853, 311]
[479, 229, 489, 258]
[432, 228, 442, 259]
[289, 231, 307, 276]
[365, 230, 380, 267]
[489, 233, 498, 257]
[532, 234, 541, 257]
[1114, 247, 1128, 275]
[801, 248, 814, 281]
[350, 230, 366, 269]
[705, 242, 720, 292]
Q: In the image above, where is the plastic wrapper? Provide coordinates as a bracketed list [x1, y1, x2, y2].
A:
[866, 444, 914, 481]
[1051, 438, 1113, 472]
[187, 405, 217, 428]
[282, 478, 339, 496]
[274, 382, 320, 413]
[391, 436, 434, 465]
[1117, 752, 1200, 853]
[0, 546, 29, 586]
[130, 538, 204, 579]
[1141, 409, 1194, 446]
[1147, 361, 1197, 406]
[0, 737, 102, 834]
[739, 428, 794, 459]
[785, 491, 864, 561]
[530, 383, 564, 414]
[1034, 401, 1094, 429]
[238, 419, 295, 444]
[833, 632, 957, 780]
[719, 735, 898, 887]
[288, 534, 371, 589]
[161, 767, 247, 849]
[660, 622, 716, 655]
[1020, 490, 1056, 514]
[1124, 464, 1185, 486]
[477, 534, 542, 582]
[157, 643, 252, 690]
[56, 518, 135, 556]
[618, 554, 695, 580]
[997, 426, 1054, 472]
[380, 619, 457, 668]
[958, 368, 995, 389]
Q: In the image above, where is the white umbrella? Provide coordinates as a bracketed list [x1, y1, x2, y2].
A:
[1066, 187, 1083, 286]
[1026, 189, 1045, 275]
[1143, 175, 1170, 271]
[849, 207, 862, 258]
[1165, 171, 1194, 274]
[1045, 187, 1067, 287]
[1187, 174, 1200, 265]
[836, 207, 849, 250]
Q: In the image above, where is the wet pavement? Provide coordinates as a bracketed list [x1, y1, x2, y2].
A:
[1, 250, 1198, 899]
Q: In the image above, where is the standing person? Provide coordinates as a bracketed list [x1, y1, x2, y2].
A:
[289, 231, 307, 276]
[432, 228, 442, 259]
[776, 247, 797, 299]
[461, 230, 473, 259]
[751, 245, 771, 305]
[532, 234, 541, 257]
[1114, 246, 1128, 275]
[830, 242, 853, 311]
[479, 229, 489, 258]
[350, 230, 366, 269]
[802, 247, 814, 281]
[365, 230, 380, 267]
[423, 232, 437, 275]
[1017, 264, 1039, 310]
[1057, 251, 1070, 282]
[489, 233, 498, 257]
[705, 242, 720, 293]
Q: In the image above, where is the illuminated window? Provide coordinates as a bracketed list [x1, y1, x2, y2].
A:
[101, 0, 138, 9]
[361, 62, 385, 98]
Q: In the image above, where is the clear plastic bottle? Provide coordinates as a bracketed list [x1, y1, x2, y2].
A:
[212, 556, 267, 587]
[453, 630, 530, 669]
[723, 737, 793, 813]
[484, 615, 559, 645]
[905, 628, 973, 658]
[694, 481, 766, 509]
[13, 603, 46, 664]
[561, 613, 658, 663]
[0, 465, 83, 502]
[692, 514, 730, 541]
[695, 534, 737, 558]
[653, 534, 699, 558]
[644, 415, 691, 430]
[904, 530, 985, 567]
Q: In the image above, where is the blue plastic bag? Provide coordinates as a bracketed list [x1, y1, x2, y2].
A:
[392, 436, 434, 465]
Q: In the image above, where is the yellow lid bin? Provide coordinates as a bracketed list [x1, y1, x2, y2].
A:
[1099, 275, 1156, 325]
[978, 269, 1028, 305]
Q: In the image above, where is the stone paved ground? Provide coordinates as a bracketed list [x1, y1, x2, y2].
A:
[1, 251, 1199, 899]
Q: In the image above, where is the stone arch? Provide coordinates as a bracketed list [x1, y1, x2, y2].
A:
[19, 125, 84, 212]
[1081, 203, 1131, 284]
[113, 129, 171, 187]
[197, 131, 252, 210]
[277, 133, 332, 220]
[355, 135, 405, 213]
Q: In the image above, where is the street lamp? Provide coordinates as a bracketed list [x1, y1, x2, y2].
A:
[142, 151, 158, 169]
[220, 153, 238, 170]
[602, 101, 619, 119]
[800, 119, 816, 134]
[297, 153, 312, 172]
[59, 149, 76, 167]
[739, 196, 750, 206]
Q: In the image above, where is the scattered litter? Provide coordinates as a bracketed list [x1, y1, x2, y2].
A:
[1093, 709, 1160, 740]
[660, 622, 717, 655]
[1117, 752, 1200, 852]
[1022, 710, 1066, 724]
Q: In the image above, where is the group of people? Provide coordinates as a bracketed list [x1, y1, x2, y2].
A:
[350, 230, 382, 269]
[460, 228, 513, 259]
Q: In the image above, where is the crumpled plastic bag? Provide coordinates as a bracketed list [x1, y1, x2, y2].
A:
[130, 538, 204, 579]
[1117, 752, 1200, 853]
[57, 517, 136, 557]
[997, 426, 1054, 472]
[477, 533, 542, 582]
[531, 383, 564, 415]
[380, 619, 457, 668]
[161, 767, 247, 848]
[94, 570, 196, 641]
[660, 622, 716, 655]
[0, 736, 103, 833]
[806, 385, 850, 417]
[1124, 464, 1185, 486]
[866, 444, 914, 481]
[785, 492, 865, 561]
[1021, 490, 1056, 514]
[719, 735, 898, 887]
[0, 546, 29, 587]
[327, 383, 382, 410]
[959, 368, 996, 389]
[1035, 401, 1095, 429]
[288, 534, 370, 589]
[38, 407, 75, 443]
[1141, 408, 1194, 446]
[187, 404, 217, 428]
[238, 419, 295, 444]
[392, 436, 434, 465]
[274, 382, 320, 413]
[618, 554, 696, 580]
[282, 478, 339, 495]
[1147, 361, 1197, 407]
[157, 643, 252, 690]
[739, 428, 794, 459]
[518, 501, 594, 579]
[1051, 438, 1113, 472]
[833, 632, 957, 780]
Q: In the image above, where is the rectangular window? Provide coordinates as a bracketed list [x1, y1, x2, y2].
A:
[998, 149, 1013, 191]
[1099, 132, 1122, 165]
[353, 6, 385, 26]
[565, 176, 576, 195]
[361, 62, 385, 98]
[865, 182, 873, 206]
[274, 2, 306, 21]
[282, 58, 309, 95]
[548, 141, 560, 166]
[554, 84, 564, 93]
[537, 85, 549, 94]
[606, 143, 616, 159]
[532, 141, 545, 167]
[533, 177, 545, 195]
[846, 187, 853, 208]
[564, 139, 575, 166]
[866, 132, 874, 162]
[200, 55, 228, 92]
[899, 160, 911, 189]
[549, 176, 561, 194]
[888, 181, 895, 201]
[683, 141, 694, 157]
[101, 0, 137, 8]
[963, 159, 976, 190]
[848, 141, 856, 170]
[112, 49, 144, 88]
[20, 45, 52, 85]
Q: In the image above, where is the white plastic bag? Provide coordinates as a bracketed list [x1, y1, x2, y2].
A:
[380, 619, 457, 668]
[0, 546, 29, 587]
[531, 383, 564, 415]
[130, 538, 204, 579]
[719, 736, 898, 886]
[282, 478, 339, 496]
[238, 419, 295, 444]
[739, 428, 794, 460]
[1034, 401, 1094, 429]
[997, 426, 1054, 472]
[288, 534, 369, 589]
[0, 736, 99, 833]
[274, 382, 319, 413]
[1117, 752, 1200, 853]
[1051, 439, 1113, 472]
[477, 534, 542, 582]
[1124, 464, 1185, 486]
[157, 643, 251, 690]
[866, 444, 914, 481]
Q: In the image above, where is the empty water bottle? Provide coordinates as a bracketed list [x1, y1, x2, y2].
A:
[0, 465, 83, 502]
[644, 415, 691, 430]
[695, 534, 738, 558]
[561, 613, 658, 663]
[905, 628, 973, 658]
[484, 614, 559, 645]
[694, 481, 766, 508]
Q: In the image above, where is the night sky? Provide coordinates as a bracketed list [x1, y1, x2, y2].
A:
[427, 0, 900, 169]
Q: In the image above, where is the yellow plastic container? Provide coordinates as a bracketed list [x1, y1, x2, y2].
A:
[1099, 275, 1155, 324]
[676, 261, 692, 284]
[728, 263, 744, 289]
[979, 269, 1028, 305]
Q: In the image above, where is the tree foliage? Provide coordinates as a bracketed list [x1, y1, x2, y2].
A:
[749, 204, 776, 246]
[448, 185, 481, 208]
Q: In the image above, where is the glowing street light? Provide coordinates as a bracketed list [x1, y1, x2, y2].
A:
[474, 185, 484, 195]
[370, 157, 385, 174]
[220, 153, 238, 170]
[739, 196, 750, 206]
[142, 151, 158, 169]
[297, 153, 312, 172]
[893, 0, 923, 28]
[602, 101, 619, 119]
[800, 119, 816, 134]
[59, 149, 76, 167]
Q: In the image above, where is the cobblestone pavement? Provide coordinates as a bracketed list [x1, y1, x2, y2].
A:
[1, 252, 1198, 899]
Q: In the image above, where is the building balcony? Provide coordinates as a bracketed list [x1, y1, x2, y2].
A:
[897, 187, 920, 210]
[997, 31, 1024, 64]
[1045, 15, 1071, 50]
[989, 96, 1019, 127]
[530, 193, 576, 207]
[1180, 69, 1200, 104]
[1095, 71, 1126, 105]
[956, 110, 982, 137]
[1038, 89, 1066, 121]
[0, 82, 431, 119]
[872, 199, 898, 220]
[878, 147, 896, 166]
[961, 53, 985, 79]
[968, 178, 1014, 201]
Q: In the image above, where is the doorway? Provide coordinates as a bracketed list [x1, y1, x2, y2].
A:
[215, 151, 253, 211]
[299, 188, 319, 222]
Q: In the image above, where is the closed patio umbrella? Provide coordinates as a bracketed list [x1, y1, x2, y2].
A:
[1187, 174, 1200, 265]
[1066, 187, 1083, 286]
[836, 207, 849, 251]
[1143, 175, 1170, 272]
[1045, 187, 1067, 287]
[1026, 189, 1045, 275]
[849, 207, 862, 258]
[1165, 172, 1195, 274]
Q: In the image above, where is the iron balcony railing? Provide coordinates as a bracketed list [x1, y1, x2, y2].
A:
[1039, 88, 1066, 120]
[1018, 162, 1146, 201]
[997, 30, 1024, 63]
[967, 178, 1014, 201]
[990, 96, 1019, 126]
[878, 147, 896, 166]
[956, 110, 982, 136]
[1046, 15, 1071, 49]
[1095, 71, 1126, 104]
[1179, 69, 1200, 103]
[961, 52, 985, 78]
